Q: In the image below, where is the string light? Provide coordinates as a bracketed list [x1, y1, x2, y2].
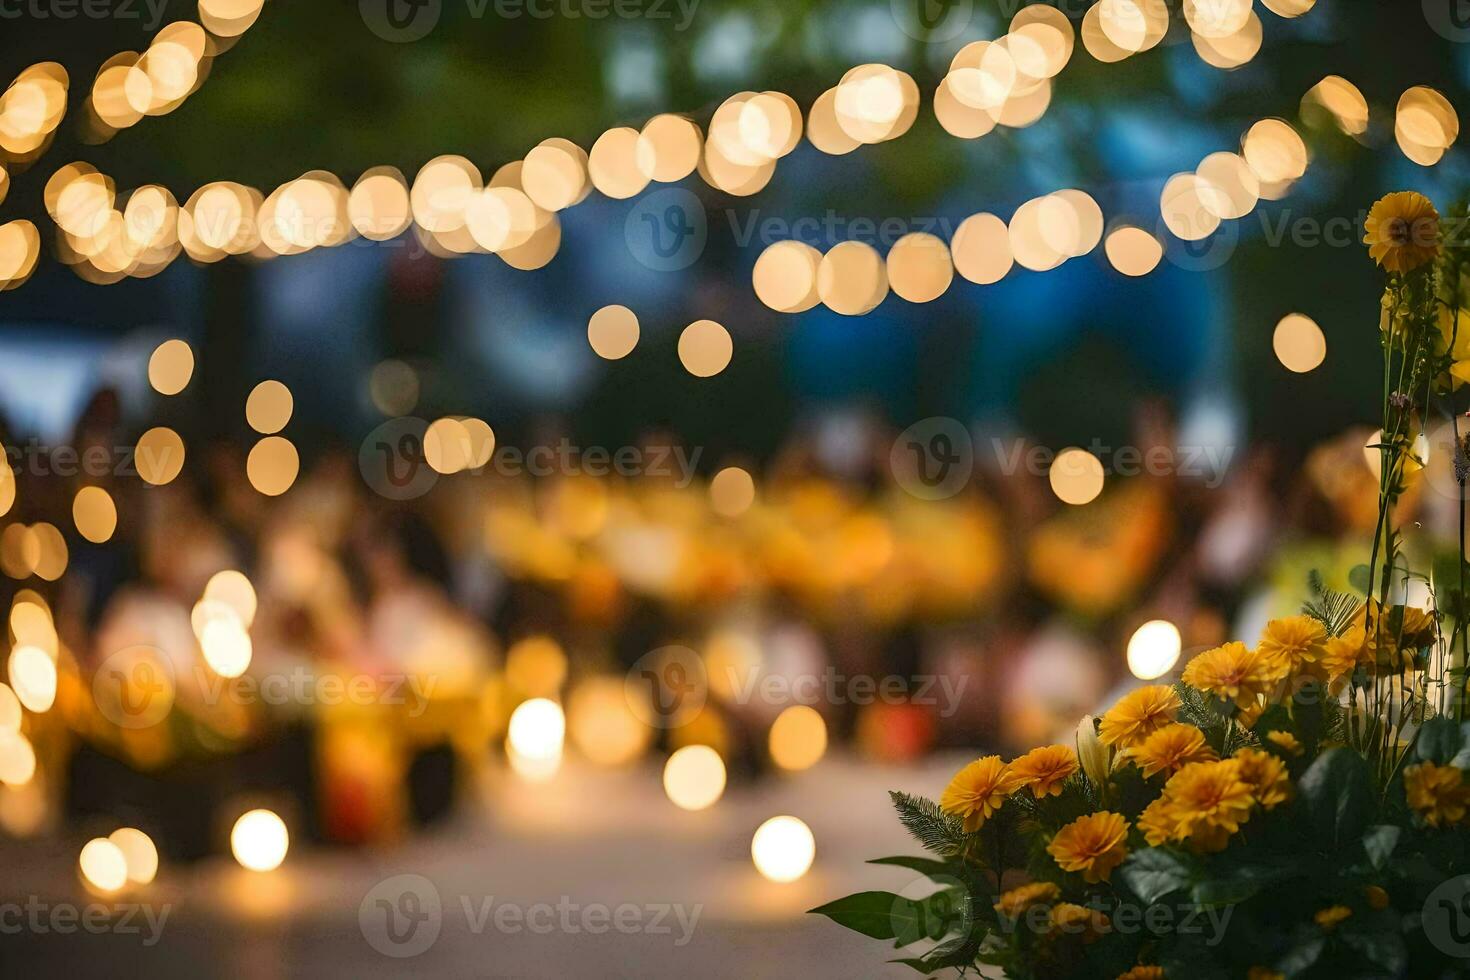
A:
[751, 816, 815, 882]
[663, 745, 726, 811]
[231, 808, 289, 872]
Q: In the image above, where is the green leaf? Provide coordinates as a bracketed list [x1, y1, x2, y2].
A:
[1118, 847, 1201, 905]
[1298, 747, 1374, 848]
[1276, 930, 1326, 976]
[1361, 825, 1401, 870]
[1348, 564, 1373, 596]
[1417, 717, 1466, 765]
[868, 856, 959, 879]
[889, 791, 968, 858]
[809, 892, 912, 941]
[1191, 863, 1298, 907]
[1341, 927, 1407, 976]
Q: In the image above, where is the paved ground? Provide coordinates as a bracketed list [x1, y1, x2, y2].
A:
[2, 755, 963, 978]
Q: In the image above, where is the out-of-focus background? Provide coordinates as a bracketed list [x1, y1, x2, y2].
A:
[0, 1, 1467, 976]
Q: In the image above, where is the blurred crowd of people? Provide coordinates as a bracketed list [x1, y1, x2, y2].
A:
[0, 382, 1453, 862]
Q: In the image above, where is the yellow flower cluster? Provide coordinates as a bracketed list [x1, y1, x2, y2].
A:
[993, 881, 1060, 918]
[938, 746, 1080, 832]
[1365, 191, 1441, 275]
[1404, 761, 1470, 828]
[1047, 811, 1131, 883]
[1098, 685, 1181, 747]
[1137, 748, 1289, 853]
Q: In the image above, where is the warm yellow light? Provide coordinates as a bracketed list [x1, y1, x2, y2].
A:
[109, 827, 159, 885]
[752, 241, 821, 313]
[678, 320, 733, 378]
[1273, 313, 1326, 373]
[768, 706, 827, 772]
[0, 682, 18, 734]
[817, 241, 887, 315]
[201, 616, 252, 678]
[246, 436, 299, 496]
[507, 698, 566, 782]
[245, 380, 293, 434]
[567, 678, 651, 767]
[79, 837, 129, 893]
[135, 427, 185, 486]
[751, 815, 815, 882]
[0, 730, 35, 786]
[8, 645, 55, 712]
[230, 809, 289, 872]
[204, 569, 257, 629]
[663, 745, 726, 811]
[148, 338, 194, 395]
[73, 486, 118, 543]
[709, 467, 756, 518]
[1049, 448, 1105, 506]
[587, 305, 640, 360]
[886, 232, 954, 304]
[505, 637, 568, 697]
[1127, 620, 1182, 680]
[1104, 226, 1162, 277]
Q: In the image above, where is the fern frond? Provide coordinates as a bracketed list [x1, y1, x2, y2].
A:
[890, 791, 968, 858]
[1302, 570, 1362, 637]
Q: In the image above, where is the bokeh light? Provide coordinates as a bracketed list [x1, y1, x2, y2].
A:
[663, 745, 726, 811]
[751, 816, 815, 882]
[231, 809, 289, 872]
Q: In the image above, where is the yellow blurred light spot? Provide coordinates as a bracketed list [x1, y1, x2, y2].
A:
[587, 305, 640, 360]
[507, 697, 565, 782]
[135, 427, 185, 486]
[147, 338, 193, 395]
[768, 706, 827, 772]
[886, 232, 954, 303]
[0, 220, 40, 290]
[8, 645, 54, 713]
[246, 436, 299, 496]
[636, 114, 703, 182]
[1273, 313, 1326, 373]
[230, 809, 288, 872]
[505, 636, 568, 697]
[752, 240, 821, 313]
[1104, 226, 1163, 276]
[80, 838, 129, 893]
[201, 615, 252, 677]
[751, 815, 815, 882]
[1127, 620, 1182, 679]
[369, 359, 418, 415]
[30, 523, 66, 581]
[1195, 152, 1260, 220]
[0, 683, 18, 734]
[588, 127, 651, 200]
[424, 417, 472, 474]
[109, 827, 159, 885]
[567, 678, 651, 767]
[245, 380, 293, 434]
[349, 167, 412, 241]
[663, 744, 726, 811]
[73, 486, 118, 543]
[1192, 11, 1262, 70]
[709, 466, 756, 518]
[0, 463, 13, 518]
[818, 241, 888, 315]
[951, 212, 1014, 285]
[1160, 173, 1224, 242]
[0, 729, 34, 787]
[1301, 76, 1368, 136]
[1242, 119, 1308, 183]
[522, 139, 589, 213]
[678, 320, 733, 378]
[1049, 448, 1105, 506]
[205, 569, 258, 630]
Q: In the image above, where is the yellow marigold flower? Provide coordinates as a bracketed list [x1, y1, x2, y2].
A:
[1010, 744, 1080, 798]
[1247, 969, 1285, 980]
[1125, 723, 1217, 779]
[1137, 796, 1181, 846]
[1099, 685, 1181, 748]
[1048, 811, 1130, 883]
[994, 881, 1060, 918]
[1357, 603, 1437, 674]
[940, 755, 1022, 832]
[1319, 626, 1366, 692]
[1257, 616, 1327, 677]
[1115, 968, 1164, 980]
[1265, 730, 1303, 756]
[1233, 748, 1291, 810]
[1404, 761, 1470, 828]
[1314, 905, 1352, 930]
[1161, 759, 1255, 852]
[1049, 902, 1109, 941]
[1364, 191, 1440, 274]
[1364, 885, 1390, 910]
[1182, 642, 1286, 709]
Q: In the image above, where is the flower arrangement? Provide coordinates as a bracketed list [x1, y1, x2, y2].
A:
[813, 194, 1470, 977]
